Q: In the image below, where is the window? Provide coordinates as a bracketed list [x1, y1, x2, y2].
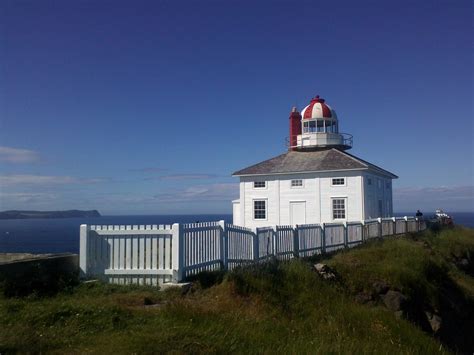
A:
[386, 181, 391, 189]
[254, 200, 267, 220]
[291, 179, 303, 187]
[303, 121, 317, 133]
[377, 179, 382, 189]
[332, 198, 346, 219]
[253, 181, 266, 189]
[367, 178, 372, 185]
[332, 178, 345, 186]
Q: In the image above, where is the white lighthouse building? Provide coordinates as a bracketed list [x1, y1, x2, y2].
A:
[232, 95, 397, 229]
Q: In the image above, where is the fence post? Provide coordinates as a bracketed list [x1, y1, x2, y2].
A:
[172, 223, 183, 283]
[392, 217, 396, 235]
[79, 224, 90, 278]
[273, 227, 277, 257]
[377, 218, 382, 239]
[404, 216, 408, 233]
[293, 226, 299, 258]
[343, 222, 348, 248]
[253, 228, 259, 262]
[321, 223, 326, 254]
[361, 220, 365, 242]
[218, 220, 228, 270]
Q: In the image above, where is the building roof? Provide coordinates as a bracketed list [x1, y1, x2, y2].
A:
[301, 95, 335, 120]
[232, 148, 398, 178]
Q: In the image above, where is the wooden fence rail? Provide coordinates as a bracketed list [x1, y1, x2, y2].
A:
[80, 217, 425, 284]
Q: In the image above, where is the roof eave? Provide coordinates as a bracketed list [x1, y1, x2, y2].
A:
[232, 167, 370, 177]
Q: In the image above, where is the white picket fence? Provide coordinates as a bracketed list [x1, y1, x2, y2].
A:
[80, 216, 425, 285]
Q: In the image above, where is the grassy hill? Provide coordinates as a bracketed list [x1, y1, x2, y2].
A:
[1, 227, 473, 353]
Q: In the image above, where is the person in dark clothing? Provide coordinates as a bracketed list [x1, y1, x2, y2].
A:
[415, 210, 423, 218]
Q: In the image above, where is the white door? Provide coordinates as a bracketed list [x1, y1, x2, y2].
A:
[290, 201, 306, 226]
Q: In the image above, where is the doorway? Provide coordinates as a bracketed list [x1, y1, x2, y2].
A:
[290, 201, 306, 226]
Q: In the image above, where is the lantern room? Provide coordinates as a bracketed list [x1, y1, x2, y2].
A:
[288, 95, 352, 151]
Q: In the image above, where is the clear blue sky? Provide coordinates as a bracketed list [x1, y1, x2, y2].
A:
[1, 0, 472, 214]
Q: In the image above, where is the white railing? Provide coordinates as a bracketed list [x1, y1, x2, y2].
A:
[79, 224, 176, 285]
[80, 216, 426, 284]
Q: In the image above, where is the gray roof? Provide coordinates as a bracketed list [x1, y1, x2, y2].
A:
[232, 148, 398, 178]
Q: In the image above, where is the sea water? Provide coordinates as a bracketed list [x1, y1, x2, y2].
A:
[0, 213, 472, 254]
[0, 214, 232, 254]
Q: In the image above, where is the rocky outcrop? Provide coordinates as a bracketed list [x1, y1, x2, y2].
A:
[313, 263, 337, 280]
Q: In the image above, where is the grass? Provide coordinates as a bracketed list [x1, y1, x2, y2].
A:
[1, 227, 473, 354]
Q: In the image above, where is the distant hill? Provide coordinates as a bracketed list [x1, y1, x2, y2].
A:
[0, 210, 101, 219]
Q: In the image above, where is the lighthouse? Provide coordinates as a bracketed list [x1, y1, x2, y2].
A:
[232, 95, 398, 229]
[289, 95, 352, 151]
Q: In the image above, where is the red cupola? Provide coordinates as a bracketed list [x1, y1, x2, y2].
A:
[288, 95, 352, 151]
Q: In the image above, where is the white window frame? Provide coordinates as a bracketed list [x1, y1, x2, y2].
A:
[331, 197, 347, 221]
[253, 181, 267, 189]
[290, 179, 304, 188]
[253, 199, 267, 220]
[331, 177, 346, 186]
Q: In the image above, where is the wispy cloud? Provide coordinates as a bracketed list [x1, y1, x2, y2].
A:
[0, 146, 40, 163]
[0, 192, 59, 203]
[0, 174, 107, 186]
[148, 173, 218, 181]
[154, 183, 238, 202]
[394, 185, 474, 212]
[129, 167, 165, 173]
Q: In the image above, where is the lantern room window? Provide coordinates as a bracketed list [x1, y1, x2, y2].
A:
[302, 119, 338, 133]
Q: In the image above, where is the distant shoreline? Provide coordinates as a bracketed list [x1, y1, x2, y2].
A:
[0, 210, 101, 220]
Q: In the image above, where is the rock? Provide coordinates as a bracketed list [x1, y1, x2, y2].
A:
[459, 258, 469, 267]
[394, 310, 404, 320]
[355, 291, 373, 304]
[314, 263, 328, 272]
[425, 311, 442, 333]
[372, 280, 389, 295]
[314, 263, 337, 281]
[382, 290, 407, 312]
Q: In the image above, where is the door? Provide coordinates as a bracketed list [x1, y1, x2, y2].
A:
[290, 201, 306, 226]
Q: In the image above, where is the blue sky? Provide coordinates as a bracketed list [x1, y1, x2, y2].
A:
[1, 0, 472, 214]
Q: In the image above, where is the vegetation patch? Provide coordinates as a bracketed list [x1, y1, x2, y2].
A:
[1, 227, 472, 353]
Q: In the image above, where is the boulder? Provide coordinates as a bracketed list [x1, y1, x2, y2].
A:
[425, 311, 442, 333]
[355, 291, 373, 304]
[372, 280, 389, 295]
[314, 263, 337, 281]
[382, 290, 407, 312]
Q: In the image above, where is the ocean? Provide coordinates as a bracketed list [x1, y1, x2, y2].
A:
[0, 212, 472, 254]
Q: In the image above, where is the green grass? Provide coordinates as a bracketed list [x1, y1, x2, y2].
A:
[1, 227, 473, 354]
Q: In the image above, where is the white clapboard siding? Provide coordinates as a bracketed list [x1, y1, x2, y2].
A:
[324, 223, 345, 252]
[347, 222, 363, 247]
[296, 224, 323, 257]
[226, 223, 255, 270]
